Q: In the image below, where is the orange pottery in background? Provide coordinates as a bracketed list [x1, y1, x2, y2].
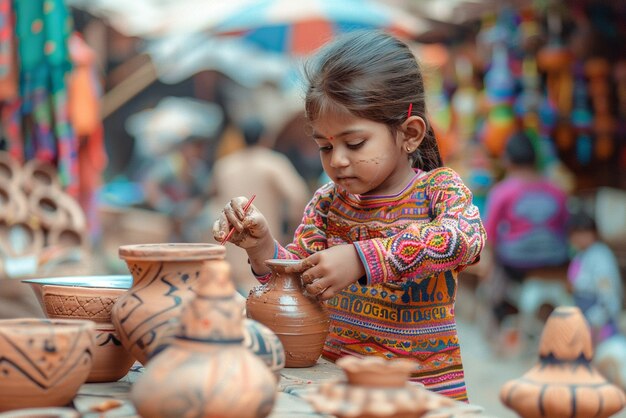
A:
[112, 243, 226, 365]
[246, 259, 330, 368]
[500, 306, 626, 418]
[130, 260, 277, 418]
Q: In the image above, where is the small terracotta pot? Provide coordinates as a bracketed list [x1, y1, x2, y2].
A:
[246, 259, 330, 367]
[131, 260, 277, 418]
[0, 318, 95, 412]
[500, 306, 626, 418]
[113, 243, 226, 365]
[305, 356, 465, 418]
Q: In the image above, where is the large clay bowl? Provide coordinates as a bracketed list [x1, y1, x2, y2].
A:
[0, 318, 95, 412]
[22, 276, 135, 383]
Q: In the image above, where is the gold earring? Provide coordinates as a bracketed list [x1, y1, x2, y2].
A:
[406, 146, 412, 153]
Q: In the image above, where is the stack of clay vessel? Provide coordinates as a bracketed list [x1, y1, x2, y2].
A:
[246, 258, 330, 367]
[0, 318, 95, 412]
[131, 259, 277, 418]
[305, 355, 480, 418]
[500, 306, 626, 418]
[112, 243, 226, 364]
[22, 275, 136, 382]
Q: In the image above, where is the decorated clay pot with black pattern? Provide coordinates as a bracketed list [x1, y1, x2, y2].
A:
[112, 243, 226, 365]
[0, 318, 95, 412]
[500, 306, 626, 418]
[246, 259, 330, 367]
[131, 260, 277, 418]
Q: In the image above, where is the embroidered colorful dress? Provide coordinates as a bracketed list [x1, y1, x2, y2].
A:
[256, 167, 486, 401]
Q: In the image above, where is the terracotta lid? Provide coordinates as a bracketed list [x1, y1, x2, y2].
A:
[119, 243, 225, 261]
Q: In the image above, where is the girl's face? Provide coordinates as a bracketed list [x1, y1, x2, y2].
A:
[311, 112, 416, 196]
[569, 230, 596, 251]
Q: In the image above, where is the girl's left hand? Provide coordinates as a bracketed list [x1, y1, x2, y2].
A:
[285, 244, 366, 301]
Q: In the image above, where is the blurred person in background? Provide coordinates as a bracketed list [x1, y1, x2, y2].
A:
[142, 134, 214, 242]
[208, 117, 309, 294]
[567, 210, 626, 391]
[482, 130, 570, 335]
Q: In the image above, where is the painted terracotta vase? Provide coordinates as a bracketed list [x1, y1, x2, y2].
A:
[112, 243, 226, 365]
[131, 260, 277, 418]
[246, 259, 330, 367]
[500, 306, 626, 418]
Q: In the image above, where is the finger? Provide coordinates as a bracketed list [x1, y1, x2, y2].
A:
[317, 286, 337, 301]
[223, 205, 244, 232]
[212, 216, 229, 241]
[285, 254, 318, 274]
[305, 278, 330, 296]
[230, 196, 251, 218]
[301, 266, 324, 284]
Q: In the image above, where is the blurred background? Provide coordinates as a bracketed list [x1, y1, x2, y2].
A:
[0, 0, 625, 416]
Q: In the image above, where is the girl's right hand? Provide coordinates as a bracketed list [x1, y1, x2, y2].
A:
[212, 196, 270, 250]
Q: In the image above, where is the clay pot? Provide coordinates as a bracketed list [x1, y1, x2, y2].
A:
[500, 306, 626, 418]
[243, 318, 286, 379]
[22, 275, 136, 383]
[19, 160, 61, 196]
[0, 318, 95, 412]
[112, 243, 226, 365]
[246, 259, 330, 367]
[305, 356, 470, 418]
[131, 260, 277, 418]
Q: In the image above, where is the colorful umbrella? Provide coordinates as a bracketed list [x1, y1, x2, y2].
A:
[211, 0, 430, 55]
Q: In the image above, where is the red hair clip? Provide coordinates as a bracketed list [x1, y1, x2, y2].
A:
[407, 103, 413, 118]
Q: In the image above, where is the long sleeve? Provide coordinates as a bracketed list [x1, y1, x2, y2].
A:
[353, 168, 486, 284]
[253, 183, 334, 283]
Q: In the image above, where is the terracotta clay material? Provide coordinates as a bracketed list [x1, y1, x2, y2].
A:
[305, 355, 479, 418]
[113, 243, 226, 365]
[500, 306, 626, 418]
[246, 259, 330, 368]
[23, 276, 136, 383]
[0, 318, 95, 412]
[131, 260, 277, 418]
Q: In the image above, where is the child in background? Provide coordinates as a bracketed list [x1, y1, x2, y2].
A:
[213, 31, 486, 401]
[567, 210, 626, 391]
[567, 211, 623, 345]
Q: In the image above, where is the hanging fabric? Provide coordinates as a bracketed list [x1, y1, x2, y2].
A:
[13, 0, 78, 196]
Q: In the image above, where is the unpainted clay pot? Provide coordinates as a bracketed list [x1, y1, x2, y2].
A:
[131, 260, 277, 418]
[500, 306, 626, 418]
[305, 356, 472, 418]
[246, 259, 330, 367]
[112, 243, 226, 365]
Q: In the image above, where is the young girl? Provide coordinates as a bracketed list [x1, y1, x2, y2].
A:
[213, 31, 486, 402]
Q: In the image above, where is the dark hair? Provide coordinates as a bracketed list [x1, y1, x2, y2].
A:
[239, 118, 264, 146]
[505, 131, 537, 166]
[567, 211, 597, 233]
[303, 31, 442, 171]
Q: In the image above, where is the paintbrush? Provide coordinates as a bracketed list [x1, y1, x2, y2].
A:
[220, 194, 256, 245]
